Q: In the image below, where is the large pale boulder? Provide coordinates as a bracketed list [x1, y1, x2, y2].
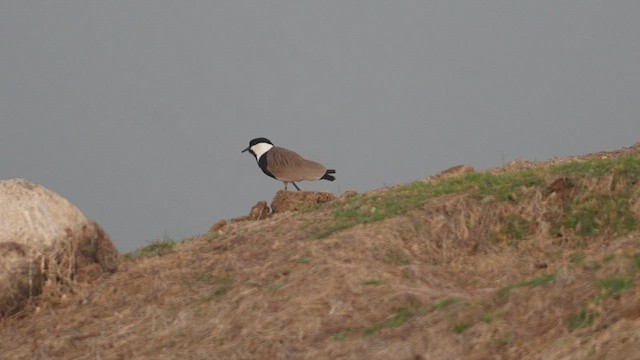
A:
[0, 179, 119, 316]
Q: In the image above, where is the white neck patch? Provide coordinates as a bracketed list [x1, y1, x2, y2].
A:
[251, 143, 274, 161]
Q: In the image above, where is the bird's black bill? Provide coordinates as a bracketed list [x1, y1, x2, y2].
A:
[242, 147, 250, 153]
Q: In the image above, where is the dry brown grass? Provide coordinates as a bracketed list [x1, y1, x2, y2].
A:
[2, 142, 640, 359]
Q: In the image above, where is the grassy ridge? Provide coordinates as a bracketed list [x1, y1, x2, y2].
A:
[6, 148, 640, 360]
[311, 155, 640, 239]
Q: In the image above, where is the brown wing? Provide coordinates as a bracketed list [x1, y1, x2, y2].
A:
[268, 146, 327, 181]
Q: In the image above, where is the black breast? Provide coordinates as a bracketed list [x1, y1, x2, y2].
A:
[258, 154, 276, 179]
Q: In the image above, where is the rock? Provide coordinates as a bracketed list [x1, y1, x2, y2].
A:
[231, 192, 335, 223]
[249, 201, 271, 220]
[231, 201, 272, 223]
[0, 179, 119, 315]
[339, 190, 358, 201]
[209, 219, 228, 233]
[271, 190, 336, 213]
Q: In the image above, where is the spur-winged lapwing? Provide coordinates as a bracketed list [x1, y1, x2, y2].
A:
[242, 137, 336, 191]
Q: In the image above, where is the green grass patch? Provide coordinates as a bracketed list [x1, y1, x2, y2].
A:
[432, 297, 458, 311]
[363, 298, 460, 336]
[570, 252, 585, 265]
[480, 311, 498, 324]
[501, 214, 535, 243]
[553, 160, 610, 179]
[453, 322, 471, 334]
[332, 331, 347, 340]
[567, 308, 598, 331]
[363, 324, 383, 336]
[364, 308, 414, 336]
[597, 277, 633, 299]
[567, 276, 633, 328]
[312, 170, 544, 238]
[498, 274, 557, 298]
[384, 309, 414, 328]
[472, 170, 544, 201]
[125, 239, 177, 259]
[383, 250, 410, 265]
[212, 276, 234, 299]
[562, 193, 637, 237]
[553, 155, 640, 180]
[265, 281, 283, 291]
[362, 278, 383, 286]
[497, 285, 512, 299]
[552, 156, 640, 238]
[186, 275, 234, 301]
[296, 256, 310, 264]
[522, 273, 557, 287]
[634, 253, 640, 269]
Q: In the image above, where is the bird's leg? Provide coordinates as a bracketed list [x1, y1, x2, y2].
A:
[292, 182, 301, 191]
[283, 182, 288, 190]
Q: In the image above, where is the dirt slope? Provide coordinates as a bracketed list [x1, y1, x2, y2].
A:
[2, 143, 640, 360]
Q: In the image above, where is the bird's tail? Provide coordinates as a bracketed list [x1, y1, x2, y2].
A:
[321, 169, 336, 181]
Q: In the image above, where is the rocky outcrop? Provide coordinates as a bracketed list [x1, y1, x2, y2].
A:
[0, 179, 119, 316]
[229, 201, 272, 223]
[270, 190, 336, 213]
[220, 191, 340, 230]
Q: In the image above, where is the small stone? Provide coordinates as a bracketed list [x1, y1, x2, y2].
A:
[209, 219, 228, 233]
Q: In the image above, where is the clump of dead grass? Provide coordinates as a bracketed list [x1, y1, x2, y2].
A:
[125, 234, 196, 259]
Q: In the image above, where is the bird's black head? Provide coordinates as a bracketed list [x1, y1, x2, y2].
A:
[242, 137, 273, 154]
[249, 137, 272, 147]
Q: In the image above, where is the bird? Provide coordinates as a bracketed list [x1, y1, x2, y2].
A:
[242, 137, 336, 191]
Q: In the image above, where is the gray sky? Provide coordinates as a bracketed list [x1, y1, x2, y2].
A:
[2, 1, 639, 252]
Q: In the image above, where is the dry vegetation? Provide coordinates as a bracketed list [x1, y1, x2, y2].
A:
[2, 143, 640, 359]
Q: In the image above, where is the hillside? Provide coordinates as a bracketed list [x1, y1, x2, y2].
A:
[2, 143, 640, 360]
